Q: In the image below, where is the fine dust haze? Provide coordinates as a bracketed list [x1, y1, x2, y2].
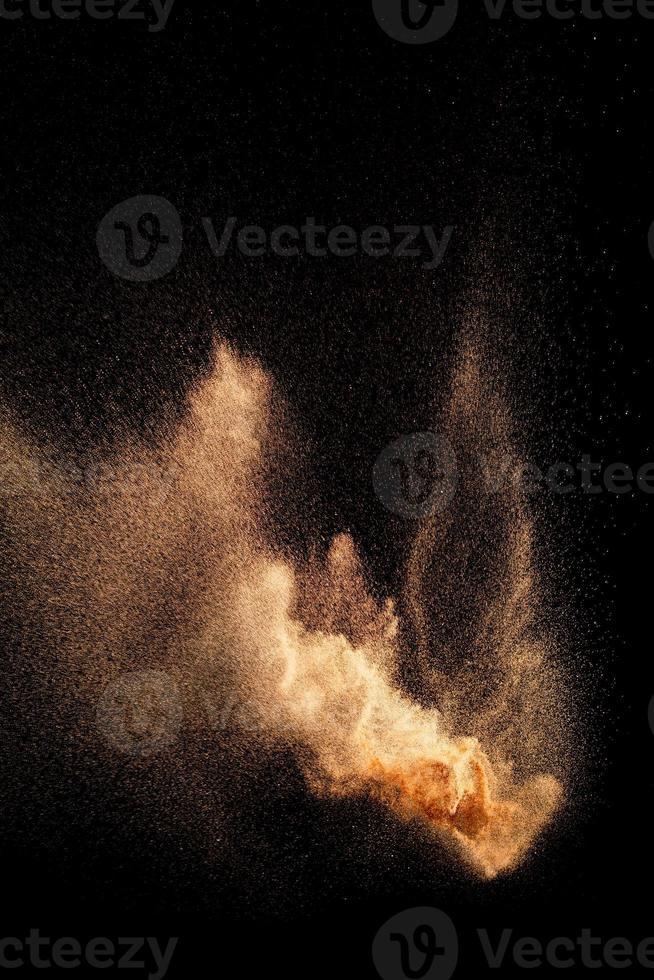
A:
[0, 334, 576, 889]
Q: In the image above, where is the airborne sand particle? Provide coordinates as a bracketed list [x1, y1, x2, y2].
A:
[0, 336, 572, 881]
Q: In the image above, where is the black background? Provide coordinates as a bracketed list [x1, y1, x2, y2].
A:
[1, 0, 654, 976]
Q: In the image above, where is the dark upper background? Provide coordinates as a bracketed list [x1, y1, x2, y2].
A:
[1, 1, 653, 976]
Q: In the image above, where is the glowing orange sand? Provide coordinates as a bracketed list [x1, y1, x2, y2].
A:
[0, 337, 569, 880]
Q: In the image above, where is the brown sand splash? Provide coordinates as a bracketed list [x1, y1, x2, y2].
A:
[0, 336, 569, 880]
